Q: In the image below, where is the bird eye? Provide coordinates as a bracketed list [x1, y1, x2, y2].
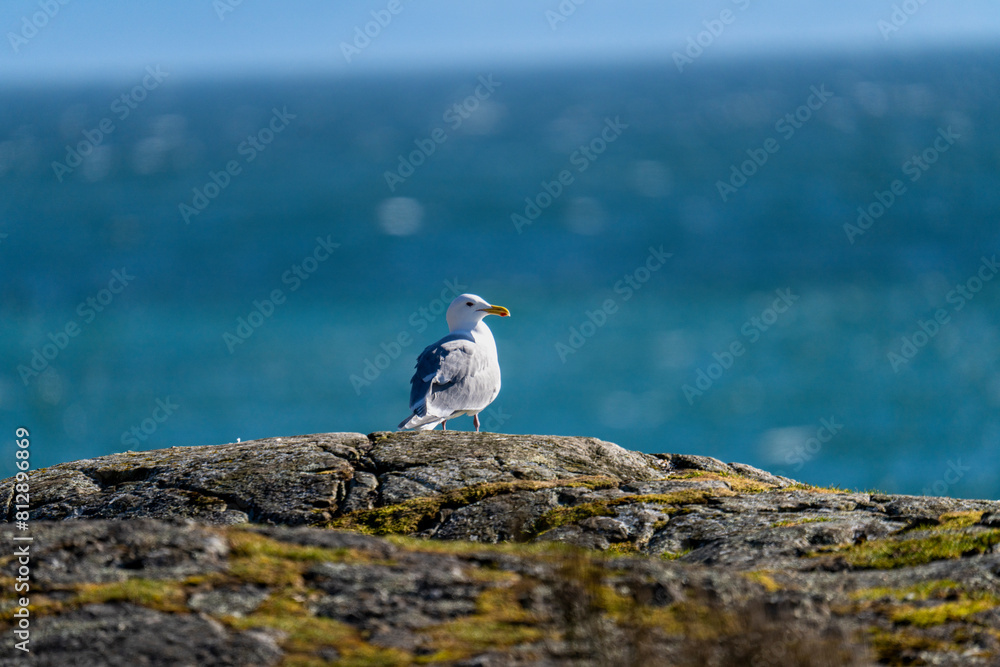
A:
[466, 301, 473, 306]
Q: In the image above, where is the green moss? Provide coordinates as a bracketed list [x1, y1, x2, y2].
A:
[219, 530, 415, 665]
[225, 529, 381, 588]
[72, 578, 191, 613]
[1, 571, 216, 621]
[229, 528, 356, 563]
[936, 511, 984, 529]
[530, 501, 617, 534]
[384, 533, 574, 557]
[812, 512, 1000, 569]
[418, 587, 546, 663]
[329, 475, 618, 536]
[667, 470, 775, 494]
[850, 530, 999, 568]
[671, 471, 853, 495]
[771, 517, 834, 528]
[228, 554, 304, 588]
[744, 571, 781, 593]
[330, 496, 443, 536]
[891, 598, 999, 628]
[0, 576, 20, 601]
[851, 579, 964, 603]
[225, 593, 411, 666]
[783, 483, 849, 494]
[868, 627, 953, 665]
[851, 579, 1000, 628]
[717, 477, 775, 494]
[528, 490, 712, 538]
[605, 542, 642, 556]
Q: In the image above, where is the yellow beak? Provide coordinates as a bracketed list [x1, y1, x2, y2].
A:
[478, 304, 510, 317]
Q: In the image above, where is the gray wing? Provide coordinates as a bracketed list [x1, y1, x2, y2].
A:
[408, 333, 499, 418]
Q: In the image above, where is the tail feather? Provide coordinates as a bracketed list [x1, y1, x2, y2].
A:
[398, 412, 444, 431]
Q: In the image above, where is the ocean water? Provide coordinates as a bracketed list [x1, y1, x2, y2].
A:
[3, 48, 1000, 497]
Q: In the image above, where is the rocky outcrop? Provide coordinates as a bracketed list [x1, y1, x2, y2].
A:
[2, 432, 999, 666]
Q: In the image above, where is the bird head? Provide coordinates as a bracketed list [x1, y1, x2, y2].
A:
[447, 294, 510, 332]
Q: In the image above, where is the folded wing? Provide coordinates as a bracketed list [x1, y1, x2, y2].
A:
[405, 333, 499, 425]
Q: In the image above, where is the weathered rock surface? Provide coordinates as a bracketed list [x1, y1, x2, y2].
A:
[3, 433, 368, 526]
[2, 432, 1000, 666]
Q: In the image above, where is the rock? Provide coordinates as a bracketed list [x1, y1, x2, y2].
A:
[3, 430, 1000, 666]
[188, 586, 270, 617]
[12, 518, 228, 586]
[9, 603, 282, 667]
[1, 433, 369, 525]
[366, 430, 663, 502]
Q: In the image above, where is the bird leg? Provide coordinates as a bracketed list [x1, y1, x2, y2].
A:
[473, 414, 480, 432]
[442, 420, 448, 431]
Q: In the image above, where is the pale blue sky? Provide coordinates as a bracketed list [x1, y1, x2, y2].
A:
[2, 0, 998, 81]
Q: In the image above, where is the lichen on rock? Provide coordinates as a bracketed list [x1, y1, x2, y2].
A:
[3, 431, 1000, 665]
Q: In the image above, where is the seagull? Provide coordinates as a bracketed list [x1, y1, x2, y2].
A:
[398, 294, 510, 432]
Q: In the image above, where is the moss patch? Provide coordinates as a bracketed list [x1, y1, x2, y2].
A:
[218, 529, 418, 665]
[771, 516, 835, 528]
[384, 533, 577, 560]
[850, 579, 964, 602]
[852, 579, 1000, 629]
[225, 592, 410, 666]
[528, 490, 714, 538]
[891, 598, 999, 628]
[812, 510, 1000, 569]
[833, 530, 1000, 569]
[744, 571, 781, 593]
[606, 542, 642, 556]
[669, 470, 777, 494]
[229, 529, 360, 563]
[418, 586, 546, 663]
[935, 510, 984, 529]
[73, 578, 190, 613]
[784, 483, 850, 494]
[329, 475, 618, 536]
[868, 627, 956, 665]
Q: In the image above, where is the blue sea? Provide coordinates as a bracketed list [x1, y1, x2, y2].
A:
[3, 48, 999, 498]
